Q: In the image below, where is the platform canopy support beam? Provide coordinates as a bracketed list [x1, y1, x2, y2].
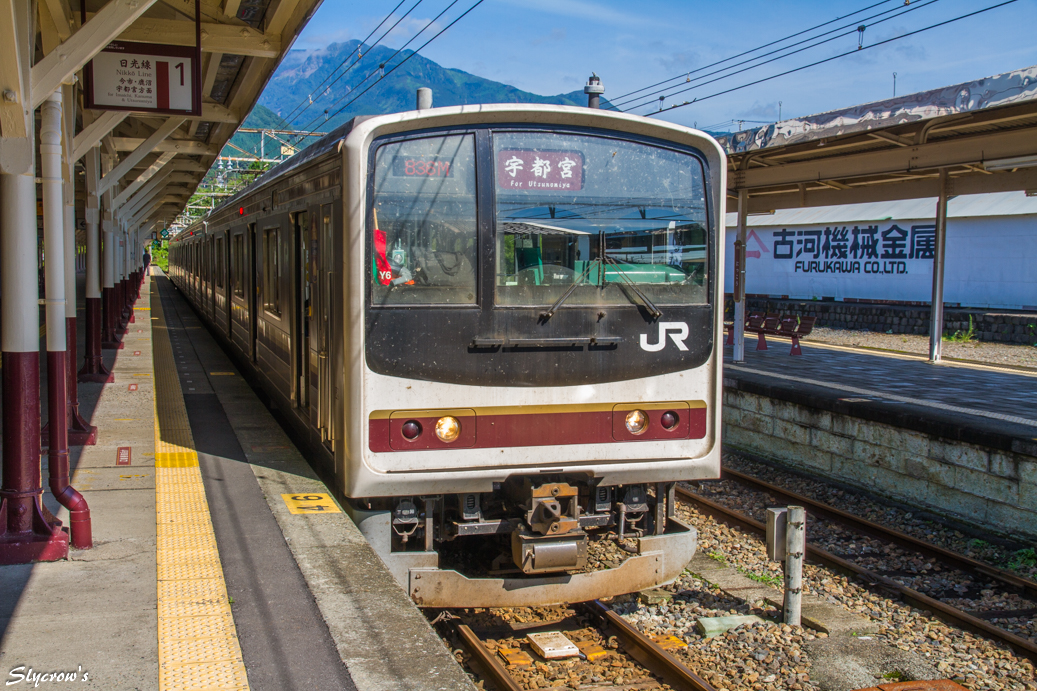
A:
[928, 169, 950, 363]
[732, 188, 748, 363]
[80, 145, 112, 381]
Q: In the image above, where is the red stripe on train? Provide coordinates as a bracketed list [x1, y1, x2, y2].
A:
[368, 407, 706, 452]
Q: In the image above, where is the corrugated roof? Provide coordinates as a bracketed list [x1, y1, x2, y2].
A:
[716, 64, 1037, 155]
[725, 191, 1037, 226]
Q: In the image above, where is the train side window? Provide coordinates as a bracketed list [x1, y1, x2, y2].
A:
[232, 233, 244, 297]
[263, 226, 281, 316]
[215, 237, 225, 289]
[370, 133, 477, 305]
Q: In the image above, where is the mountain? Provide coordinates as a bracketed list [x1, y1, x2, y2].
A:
[227, 40, 610, 158]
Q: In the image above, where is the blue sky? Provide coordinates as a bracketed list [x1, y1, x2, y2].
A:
[289, 0, 1037, 130]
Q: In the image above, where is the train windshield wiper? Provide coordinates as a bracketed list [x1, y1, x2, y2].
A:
[602, 254, 662, 319]
[539, 258, 601, 320]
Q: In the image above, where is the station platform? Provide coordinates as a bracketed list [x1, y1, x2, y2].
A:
[724, 338, 1037, 452]
[0, 271, 474, 691]
[721, 337, 1037, 538]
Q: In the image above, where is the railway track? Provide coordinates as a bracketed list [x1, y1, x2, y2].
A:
[444, 601, 718, 691]
[675, 470, 1037, 664]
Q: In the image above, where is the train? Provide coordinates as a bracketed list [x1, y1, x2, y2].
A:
[168, 103, 726, 607]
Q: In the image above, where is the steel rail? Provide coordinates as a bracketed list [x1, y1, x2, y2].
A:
[581, 600, 719, 691]
[676, 487, 1037, 664]
[721, 467, 1037, 600]
[455, 623, 524, 691]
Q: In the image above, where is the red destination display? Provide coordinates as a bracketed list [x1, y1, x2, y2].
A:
[496, 150, 584, 191]
[391, 157, 454, 177]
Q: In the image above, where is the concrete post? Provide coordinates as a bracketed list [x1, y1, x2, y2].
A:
[42, 90, 91, 549]
[783, 505, 805, 627]
[732, 188, 748, 363]
[584, 73, 604, 109]
[416, 87, 432, 111]
[928, 169, 949, 363]
[80, 146, 111, 379]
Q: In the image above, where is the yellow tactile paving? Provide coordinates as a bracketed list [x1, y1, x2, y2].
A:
[150, 279, 250, 691]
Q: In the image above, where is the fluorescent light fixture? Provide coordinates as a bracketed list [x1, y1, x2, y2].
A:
[984, 154, 1037, 171]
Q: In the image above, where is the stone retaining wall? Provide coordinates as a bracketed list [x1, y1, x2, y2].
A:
[724, 298, 1037, 345]
[722, 387, 1037, 539]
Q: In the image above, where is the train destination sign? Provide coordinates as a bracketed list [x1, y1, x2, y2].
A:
[496, 149, 584, 191]
[84, 41, 201, 116]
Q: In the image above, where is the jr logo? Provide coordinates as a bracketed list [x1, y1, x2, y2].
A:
[639, 322, 689, 352]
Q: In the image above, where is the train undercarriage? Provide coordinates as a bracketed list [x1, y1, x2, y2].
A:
[348, 477, 698, 608]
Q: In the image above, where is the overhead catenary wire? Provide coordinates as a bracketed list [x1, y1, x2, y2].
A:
[275, 0, 414, 129]
[288, 0, 486, 149]
[290, 0, 465, 139]
[641, 0, 1020, 117]
[279, 0, 428, 132]
[604, 0, 908, 106]
[615, 0, 943, 113]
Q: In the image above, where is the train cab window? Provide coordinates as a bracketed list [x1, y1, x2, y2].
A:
[232, 233, 245, 297]
[492, 131, 709, 308]
[370, 134, 477, 305]
[263, 226, 281, 316]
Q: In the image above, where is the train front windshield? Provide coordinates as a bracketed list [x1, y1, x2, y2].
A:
[370, 129, 709, 309]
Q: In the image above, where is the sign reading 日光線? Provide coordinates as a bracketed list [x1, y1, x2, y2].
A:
[84, 41, 201, 116]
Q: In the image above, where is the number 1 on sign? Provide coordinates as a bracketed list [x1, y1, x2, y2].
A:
[174, 62, 184, 86]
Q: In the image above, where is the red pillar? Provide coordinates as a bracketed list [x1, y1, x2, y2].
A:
[0, 168, 68, 564]
[79, 295, 112, 380]
[65, 318, 97, 445]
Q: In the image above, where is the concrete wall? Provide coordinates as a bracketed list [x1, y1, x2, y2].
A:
[722, 388, 1037, 539]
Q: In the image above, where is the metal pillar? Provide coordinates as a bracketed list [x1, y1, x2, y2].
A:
[62, 136, 96, 445]
[928, 169, 949, 363]
[79, 146, 111, 380]
[1, 168, 69, 563]
[42, 90, 91, 549]
[732, 189, 748, 363]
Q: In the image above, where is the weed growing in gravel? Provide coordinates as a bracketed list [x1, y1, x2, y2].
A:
[882, 671, 904, 681]
[1006, 547, 1037, 571]
[740, 568, 783, 587]
[945, 315, 976, 343]
[707, 551, 728, 566]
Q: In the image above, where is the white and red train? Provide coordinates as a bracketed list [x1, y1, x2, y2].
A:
[169, 104, 726, 606]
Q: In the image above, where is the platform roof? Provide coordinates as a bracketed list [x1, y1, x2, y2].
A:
[724, 190, 1037, 226]
[44, 0, 324, 229]
[718, 65, 1037, 214]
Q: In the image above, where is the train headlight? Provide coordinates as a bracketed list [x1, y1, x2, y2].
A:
[624, 410, 648, 435]
[660, 411, 679, 430]
[435, 416, 461, 442]
[401, 420, 422, 440]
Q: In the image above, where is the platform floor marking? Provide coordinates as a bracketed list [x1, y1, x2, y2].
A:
[281, 493, 342, 514]
[727, 364, 1037, 429]
[151, 279, 250, 691]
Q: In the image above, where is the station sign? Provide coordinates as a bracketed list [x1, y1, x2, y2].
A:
[160, 229, 170, 239]
[84, 41, 201, 116]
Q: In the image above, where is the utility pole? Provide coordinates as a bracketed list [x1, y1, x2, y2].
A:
[778, 101, 782, 121]
[893, 72, 898, 97]
[584, 73, 604, 109]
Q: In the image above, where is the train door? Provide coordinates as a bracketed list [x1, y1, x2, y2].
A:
[316, 202, 334, 448]
[291, 210, 310, 409]
[248, 223, 258, 363]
